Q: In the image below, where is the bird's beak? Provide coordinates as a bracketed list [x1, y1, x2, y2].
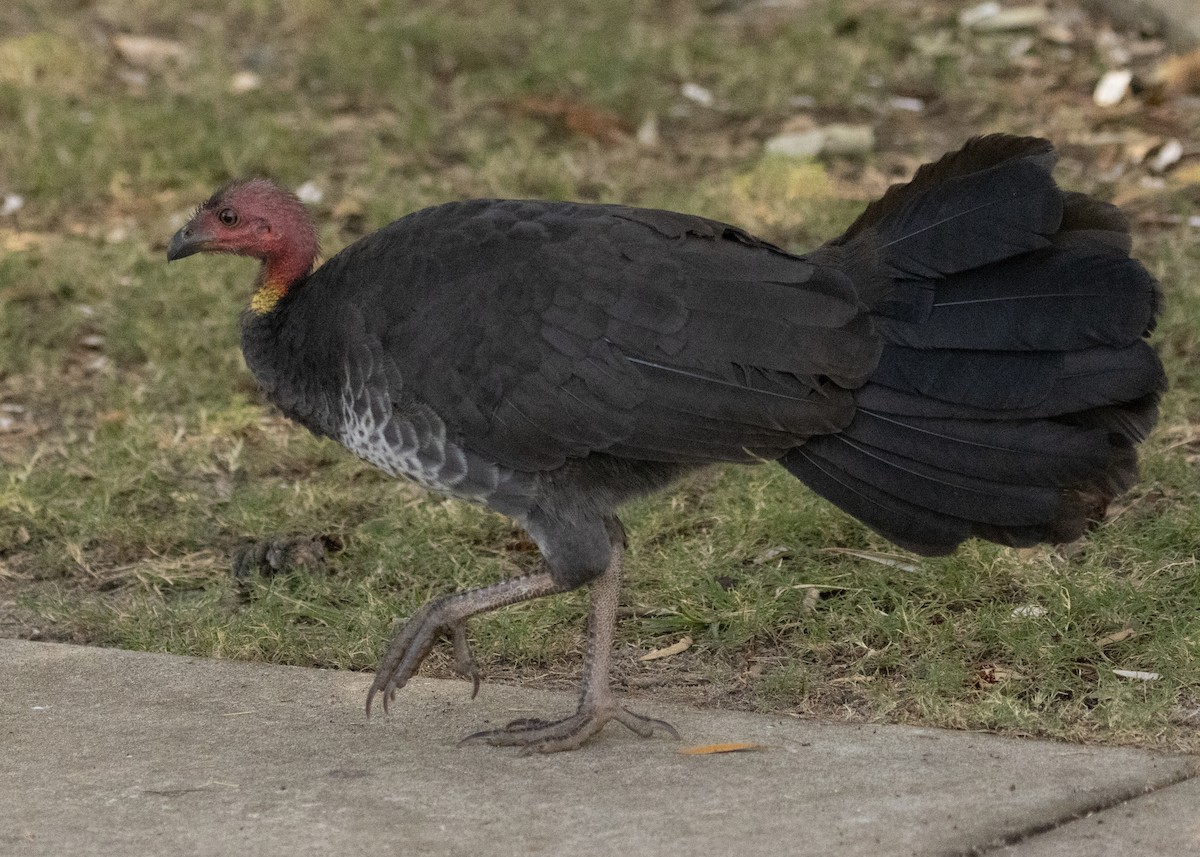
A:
[166, 225, 212, 262]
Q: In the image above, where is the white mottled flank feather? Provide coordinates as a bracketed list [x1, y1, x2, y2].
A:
[338, 384, 485, 500]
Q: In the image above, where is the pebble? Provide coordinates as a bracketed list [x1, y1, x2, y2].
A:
[1093, 69, 1133, 107]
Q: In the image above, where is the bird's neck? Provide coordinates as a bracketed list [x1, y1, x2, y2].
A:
[248, 208, 319, 315]
[250, 267, 294, 315]
[250, 242, 316, 315]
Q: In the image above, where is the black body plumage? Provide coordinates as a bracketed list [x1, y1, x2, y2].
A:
[239, 135, 1163, 586]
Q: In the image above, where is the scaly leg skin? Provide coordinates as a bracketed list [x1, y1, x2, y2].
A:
[366, 573, 564, 716]
[460, 525, 680, 753]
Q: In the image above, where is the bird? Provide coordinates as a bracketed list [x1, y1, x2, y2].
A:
[167, 135, 1164, 752]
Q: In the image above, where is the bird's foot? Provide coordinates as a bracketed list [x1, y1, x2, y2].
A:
[366, 574, 562, 716]
[460, 698, 679, 753]
[366, 596, 480, 715]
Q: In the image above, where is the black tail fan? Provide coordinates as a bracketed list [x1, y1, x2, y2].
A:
[783, 136, 1164, 556]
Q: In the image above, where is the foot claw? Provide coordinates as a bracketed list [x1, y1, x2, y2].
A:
[458, 703, 678, 752]
[366, 597, 480, 717]
[448, 622, 482, 699]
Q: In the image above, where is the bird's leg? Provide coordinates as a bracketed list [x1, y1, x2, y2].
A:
[461, 521, 679, 752]
[366, 572, 565, 716]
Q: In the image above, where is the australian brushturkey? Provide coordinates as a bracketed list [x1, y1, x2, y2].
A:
[168, 136, 1164, 751]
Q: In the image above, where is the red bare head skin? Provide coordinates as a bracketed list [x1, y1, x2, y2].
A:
[168, 179, 319, 310]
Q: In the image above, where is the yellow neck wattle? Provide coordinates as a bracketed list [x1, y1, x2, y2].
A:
[249, 279, 287, 315]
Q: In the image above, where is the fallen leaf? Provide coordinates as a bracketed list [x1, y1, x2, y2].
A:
[112, 34, 190, 69]
[1170, 163, 1200, 185]
[966, 5, 1049, 32]
[1096, 628, 1135, 646]
[0, 229, 52, 252]
[1154, 48, 1200, 95]
[563, 111, 629, 145]
[821, 547, 920, 572]
[753, 545, 792, 564]
[1113, 669, 1160, 681]
[678, 742, 767, 755]
[976, 664, 1025, 686]
[332, 197, 366, 222]
[511, 96, 630, 145]
[640, 635, 692, 661]
[1011, 605, 1047, 618]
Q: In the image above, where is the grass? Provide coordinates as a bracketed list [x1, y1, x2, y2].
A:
[2, 0, 1198, 750]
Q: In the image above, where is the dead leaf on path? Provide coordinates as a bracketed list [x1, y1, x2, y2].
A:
[640, 635, 692, 661]
[678, 742, 767, 756]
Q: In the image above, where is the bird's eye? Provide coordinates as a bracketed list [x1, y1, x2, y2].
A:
[218, 208, 239, 226]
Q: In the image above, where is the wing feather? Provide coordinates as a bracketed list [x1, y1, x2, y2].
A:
[336, 200, 877, 471]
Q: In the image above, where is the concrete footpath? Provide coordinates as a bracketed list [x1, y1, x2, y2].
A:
[1, 640, 1196, 857]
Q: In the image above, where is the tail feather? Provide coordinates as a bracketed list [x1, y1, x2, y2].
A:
[786, 446, 971, 554]
[855, 343, 1163, 421]
[878, 236, 1158, 351]
[1059, 191, 1132, 252]
[784, 135, 1165, 556]
[835, 135, 1061, 278]
[846, 410, 1109, 486]
[805, 432, 1064, 526]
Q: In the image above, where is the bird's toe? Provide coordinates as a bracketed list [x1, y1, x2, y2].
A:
[458, 702, 678, 752]
[448, 621, 482, 698]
